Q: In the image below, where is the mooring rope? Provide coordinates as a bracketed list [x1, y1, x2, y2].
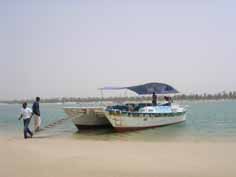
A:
[39, 117, 69, 131]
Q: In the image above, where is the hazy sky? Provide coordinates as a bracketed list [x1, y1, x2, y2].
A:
[0, 0, 236, 100]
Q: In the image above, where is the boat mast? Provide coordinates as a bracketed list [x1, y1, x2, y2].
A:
[100, 89, 104, 106]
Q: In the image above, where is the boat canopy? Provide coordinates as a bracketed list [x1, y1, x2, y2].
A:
[99, 82, 178, 95]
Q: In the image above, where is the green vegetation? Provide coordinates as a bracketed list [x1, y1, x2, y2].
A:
[1, 91, 236, 104]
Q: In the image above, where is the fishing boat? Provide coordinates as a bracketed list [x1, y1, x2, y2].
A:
[101, 83, 186, 132]
[63, 106, 111, 129]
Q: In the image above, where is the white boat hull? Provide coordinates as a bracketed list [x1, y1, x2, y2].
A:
[105, 111, 186, 132]
[64, 107, 111, 129]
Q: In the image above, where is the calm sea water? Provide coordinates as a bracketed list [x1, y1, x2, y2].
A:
[0, 101, 236, 142]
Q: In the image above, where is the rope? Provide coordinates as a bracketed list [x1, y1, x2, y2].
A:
[39, 117, 69, 131]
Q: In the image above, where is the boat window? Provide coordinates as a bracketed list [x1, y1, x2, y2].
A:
[139, 108, 145, 112]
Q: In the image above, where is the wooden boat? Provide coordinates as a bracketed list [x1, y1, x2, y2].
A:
[105, 104, 186, 132]
[63, 106, 111, 129]
[100, 82, 186, 132]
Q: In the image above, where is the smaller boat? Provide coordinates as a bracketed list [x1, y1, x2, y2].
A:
[101, 82, 187, 132]
[63, 106, 111, 129]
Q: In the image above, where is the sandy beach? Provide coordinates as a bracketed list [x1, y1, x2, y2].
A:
[0, 136, 236, 177]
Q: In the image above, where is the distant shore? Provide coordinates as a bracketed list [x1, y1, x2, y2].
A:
[1, 136, 236, 177]
[1, 94, 236, 104]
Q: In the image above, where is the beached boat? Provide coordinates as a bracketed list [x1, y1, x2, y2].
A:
[101, 83, 186, 132]
[63, 106, 111, 129]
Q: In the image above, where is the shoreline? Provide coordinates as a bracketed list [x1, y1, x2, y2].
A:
[1, 136, 236, 177]
[2, 127, 236, 143]
[1, 98, 236, 105]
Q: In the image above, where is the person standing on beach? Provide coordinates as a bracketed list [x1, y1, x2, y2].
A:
[18, 102, 33, 139]
[32, 97, 41, 132]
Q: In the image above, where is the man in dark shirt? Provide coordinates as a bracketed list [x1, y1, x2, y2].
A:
[152, 92, 157, 106]
[32, 97, 41, 132]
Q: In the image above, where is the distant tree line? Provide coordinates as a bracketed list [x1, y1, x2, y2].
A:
[1, 91, 236, 104]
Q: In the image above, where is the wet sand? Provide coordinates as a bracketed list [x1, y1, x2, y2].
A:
[0, 136, 236, 177]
